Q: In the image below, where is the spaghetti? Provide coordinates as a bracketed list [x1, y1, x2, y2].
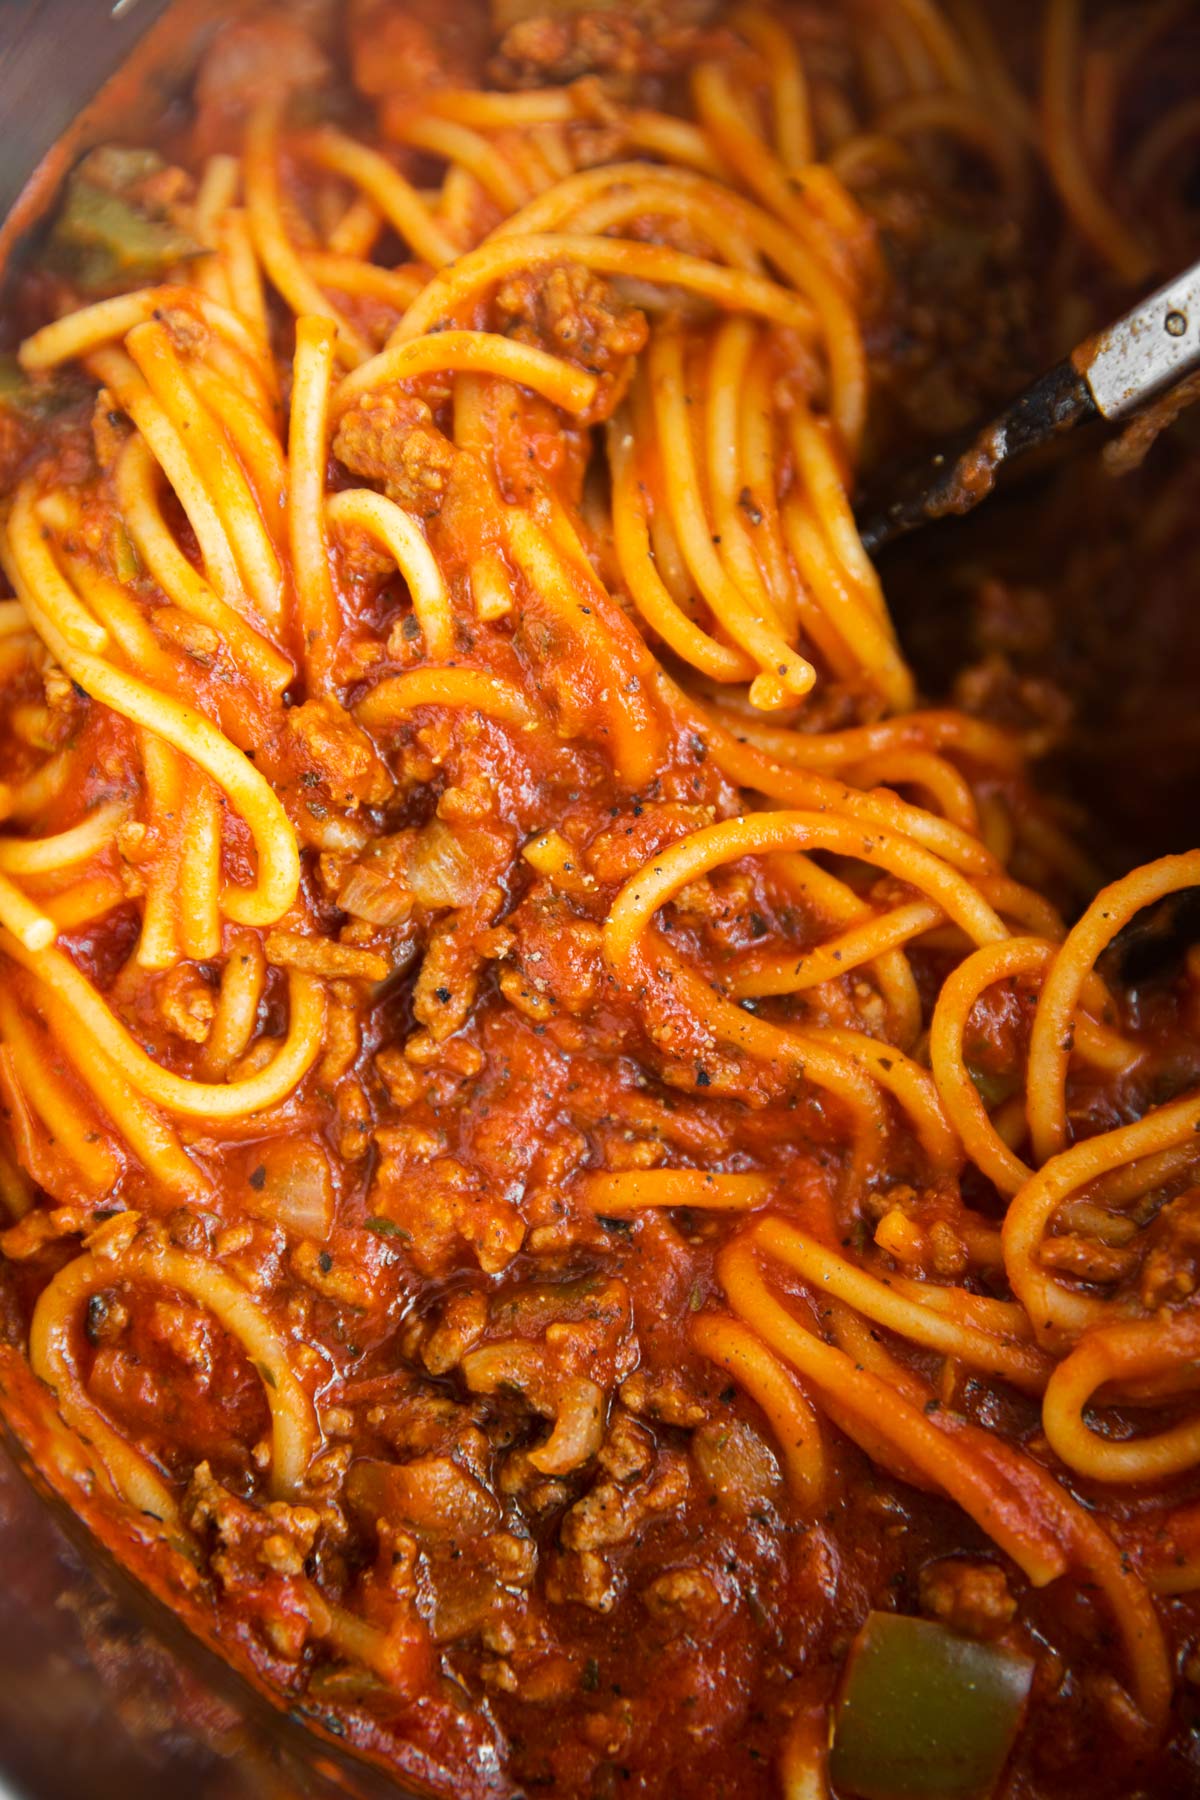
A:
[0, 2, 1197, 1797]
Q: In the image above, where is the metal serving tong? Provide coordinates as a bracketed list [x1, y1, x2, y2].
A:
[856, 259, 1200, 555]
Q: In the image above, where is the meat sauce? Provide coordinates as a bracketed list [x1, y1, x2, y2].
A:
[0, 3, 1198, 1799]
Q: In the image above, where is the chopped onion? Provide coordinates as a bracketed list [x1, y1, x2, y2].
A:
[337, 862, 413, 926]
[346, 1454, 501, 1538]
[461, 1340, 542, 1396]
[305, 814, 370, 854]
[406, 820, 485, 909]
[338, 821, 495, 923]
[461, 1344, 606, 1476]
[693, 1417, 781, 1514]
[529, 1376, 605, 1476]
[245, 1141, 334, 1240]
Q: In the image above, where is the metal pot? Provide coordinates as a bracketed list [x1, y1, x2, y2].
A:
[0, 7, 416, 1794]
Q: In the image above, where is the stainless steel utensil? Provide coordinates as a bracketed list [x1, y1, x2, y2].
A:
[0, 16, 426, 1793]
[856, 259, 1200, 554]
[0, 0, 173, 227]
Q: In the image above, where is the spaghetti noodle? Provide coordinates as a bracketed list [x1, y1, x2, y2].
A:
[0, 2, 1197, 1796]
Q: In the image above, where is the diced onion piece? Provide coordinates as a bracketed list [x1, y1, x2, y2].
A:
[346, 1455, 501, 1538]
[692, 1416, 782, 1514]
[244, 1140, 334, 1240]
[528, 1376, 605, 1475]
[337, 862, 413, 926]
[406, 820, 482, 909]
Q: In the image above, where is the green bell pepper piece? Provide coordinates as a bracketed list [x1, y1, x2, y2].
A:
[0, 355, 24, 402]
[829, 1610, 1034, 1800]
[50, 154, 200, 294]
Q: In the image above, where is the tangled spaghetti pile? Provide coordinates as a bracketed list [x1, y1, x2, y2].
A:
[0, 1, 1199, 1795]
